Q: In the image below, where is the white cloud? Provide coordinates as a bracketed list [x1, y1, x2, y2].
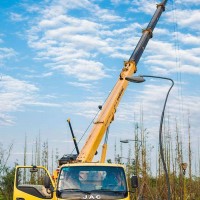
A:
[24, 72, 53, 78]
[175, 0, 200, 6]
[26, 102, 61, 107]
[0, 75, 60, 125]
[28, 16, 109, 81]
[173, 64, 200, 75]
[65, 101, 101, 118]
[67, 81, 95, 91]
[49, 0, 92, 13]
[1, 76, 38, 93]
[0, 75, 38, 109]
[46, 59, 108, 81]
[139, 37, 200, 76]
[10, 12, 27, 22]
[22, 0, 199, 96]
[129, 0, 156, 15]
[176, 32, 200, 45]
[24, 0, 133, 81]
[110, 0, 130, 5]
[94, 8, 125, 22]
[110, 0, 121, 4]
[0, 47, 16, 62]
[0, 75, 38, 125]
[166, 9, 200, 30]
[0, 114, 14, 126]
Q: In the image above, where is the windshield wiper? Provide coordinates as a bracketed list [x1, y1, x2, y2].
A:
[60, 188, 91, 194]
[91, 189, 126, 194]
[91, 188, 113, 192]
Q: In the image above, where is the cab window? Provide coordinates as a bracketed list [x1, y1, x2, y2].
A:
[16, 167, 52, 199]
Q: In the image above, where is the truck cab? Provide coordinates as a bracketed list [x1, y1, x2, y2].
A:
[13, 163, 137, 200]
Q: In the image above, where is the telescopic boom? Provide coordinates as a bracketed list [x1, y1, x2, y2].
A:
[77, 0, 168, 163]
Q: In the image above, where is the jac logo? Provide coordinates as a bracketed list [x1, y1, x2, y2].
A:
[82, 194, 101, 199]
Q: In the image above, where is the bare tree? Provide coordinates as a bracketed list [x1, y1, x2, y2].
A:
[0, 143, 13, 175]
[0, 143, 14, 200]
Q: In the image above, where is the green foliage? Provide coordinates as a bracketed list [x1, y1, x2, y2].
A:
[0, 167, 15, 200]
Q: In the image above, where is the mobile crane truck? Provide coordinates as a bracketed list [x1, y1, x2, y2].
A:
[13, 0, 168, 199]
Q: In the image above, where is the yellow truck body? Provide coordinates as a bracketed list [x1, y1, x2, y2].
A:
[14, 163, 132, 200]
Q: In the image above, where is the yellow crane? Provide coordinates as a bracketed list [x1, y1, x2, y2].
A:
[13, 1, 168, 199]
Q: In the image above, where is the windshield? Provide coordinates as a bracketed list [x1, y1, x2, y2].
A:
[57, 166, 128, 199]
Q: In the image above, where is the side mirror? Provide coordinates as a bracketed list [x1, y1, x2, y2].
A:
[44, 175, 51, 189]
[30, 166, 38, 173]
[44, 175, 54, 194]
[130, 175, 138, 188]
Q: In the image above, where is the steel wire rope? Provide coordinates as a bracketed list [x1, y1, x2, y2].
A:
[70, 82, 117, 155]
[172, 1, 188, 181]
[172, 0, 184, 133]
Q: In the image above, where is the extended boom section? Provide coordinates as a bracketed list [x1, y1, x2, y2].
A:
[129, 0, 167, 65]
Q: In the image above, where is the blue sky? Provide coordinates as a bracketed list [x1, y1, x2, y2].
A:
[0, 0, 200, 172]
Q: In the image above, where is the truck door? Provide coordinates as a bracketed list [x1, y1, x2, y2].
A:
[13, 166, 56, 200]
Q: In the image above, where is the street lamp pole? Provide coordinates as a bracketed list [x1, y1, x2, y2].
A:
[125, 75, 174, 200]
[120, 139, 142, 175]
